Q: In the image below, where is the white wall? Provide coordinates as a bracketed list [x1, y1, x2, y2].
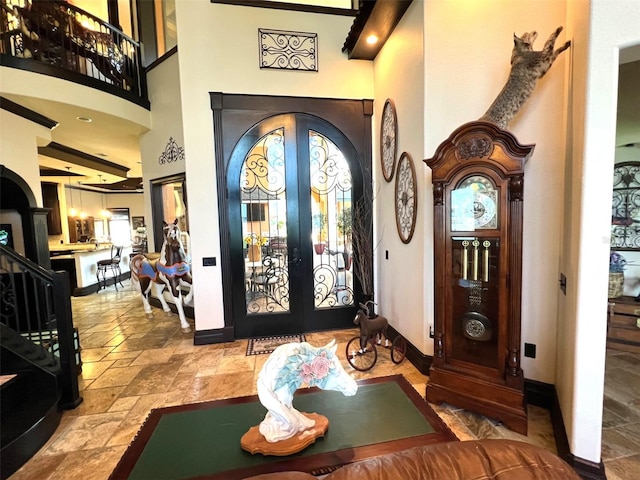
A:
[0, 68, 151, 129]
[105, 192, 145, 218]
[1, 109, 52, 206]
[423, 0, 570, 384]
[561, 0, 640, 463]
[173, 2, 374, 331]
[140, 52, 186, 250]
[373, 1, 428, 353]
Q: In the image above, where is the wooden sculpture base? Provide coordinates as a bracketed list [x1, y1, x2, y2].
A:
[240, 413, 329, 456]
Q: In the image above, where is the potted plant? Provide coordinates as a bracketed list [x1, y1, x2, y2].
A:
[609, 251, 626, 298]
[350, 194, 375, 315]
[312, 212, 327, 254]
[244, 233, 267, 262]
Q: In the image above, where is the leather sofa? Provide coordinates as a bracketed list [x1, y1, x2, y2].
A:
[244, 439, 581, 479]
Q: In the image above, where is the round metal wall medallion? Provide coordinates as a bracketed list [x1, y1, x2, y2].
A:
[380, 99, 398, 182]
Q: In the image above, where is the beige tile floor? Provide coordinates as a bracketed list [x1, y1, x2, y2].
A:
[601, 348, 640, 480]
[8, 281, 632, 479]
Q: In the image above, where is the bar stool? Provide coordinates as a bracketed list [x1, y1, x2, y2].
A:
[96, 245, 124, 291]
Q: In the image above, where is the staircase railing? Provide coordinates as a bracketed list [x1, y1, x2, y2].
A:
[0, 0, 147, 107]
[0, 243, 81, 409]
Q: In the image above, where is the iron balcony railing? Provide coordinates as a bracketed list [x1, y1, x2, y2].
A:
[0, 0, 147, 107]
[0, 243, 81, 408]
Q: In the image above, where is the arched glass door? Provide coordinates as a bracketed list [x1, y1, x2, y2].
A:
[241, 129, 290, 315]
[229, 114, 362, 337]
[309, 131, 354, 309]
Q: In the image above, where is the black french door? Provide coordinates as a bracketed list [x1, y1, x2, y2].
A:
[227, 113, 365, 337]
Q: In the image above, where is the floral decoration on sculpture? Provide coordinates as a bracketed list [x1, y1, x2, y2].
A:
[274, 344, 335, 393]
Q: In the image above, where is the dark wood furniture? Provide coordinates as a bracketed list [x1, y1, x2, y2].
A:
[108, 375, 457, 480]
[68, 216, 94, 243]
[425, 121, 535, 435]
[41, 182, 62, 235]
[607, 296, 640, 353]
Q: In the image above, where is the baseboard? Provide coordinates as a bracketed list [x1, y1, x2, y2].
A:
[73, 272, 130, 296]
[522, 376, 605, 479]
[386, 325, 432, 375]
[523, 378, 554, 409]
[194, 327, 234, 345]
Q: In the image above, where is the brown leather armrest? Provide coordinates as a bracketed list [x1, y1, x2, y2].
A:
[243, 472, 315, 480]
[326, 440, 580, 480]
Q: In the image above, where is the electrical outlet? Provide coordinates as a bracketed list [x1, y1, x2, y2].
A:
[524, 343, 536, 358]
[559, 273, 567, 295]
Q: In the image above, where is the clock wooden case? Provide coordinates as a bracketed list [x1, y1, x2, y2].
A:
[424, 121, 534, 435]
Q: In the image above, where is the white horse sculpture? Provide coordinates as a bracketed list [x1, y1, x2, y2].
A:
[130, 219, 193, 333]
[256, 339, 357, 443]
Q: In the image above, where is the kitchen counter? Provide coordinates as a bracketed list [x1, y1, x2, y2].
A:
[50, 244, 132, 296]
[49, 243, 113, 256]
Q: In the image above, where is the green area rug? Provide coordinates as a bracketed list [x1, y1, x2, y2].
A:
[109, 375, 457, 480]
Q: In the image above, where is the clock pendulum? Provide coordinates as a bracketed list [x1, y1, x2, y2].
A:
[459, 239, 493, 342]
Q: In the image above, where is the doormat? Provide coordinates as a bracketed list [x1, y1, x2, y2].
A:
[246, 334, 306, 356]
[108, 375, 458, 480]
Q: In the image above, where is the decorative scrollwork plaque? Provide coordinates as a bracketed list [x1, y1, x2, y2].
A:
[259, 29, 317, 71]
[158, 137, 185, 165]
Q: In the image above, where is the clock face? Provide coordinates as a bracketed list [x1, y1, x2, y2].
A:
[474, 193, 497, 227]
[451, 175, 499, 231]
[380, 99, 398, 182]
[395, 152, 417, 243]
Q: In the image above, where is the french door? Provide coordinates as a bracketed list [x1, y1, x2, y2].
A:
[227, 113, 365, 337]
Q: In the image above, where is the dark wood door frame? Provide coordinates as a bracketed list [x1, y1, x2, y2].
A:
[205, 93, 373, 344]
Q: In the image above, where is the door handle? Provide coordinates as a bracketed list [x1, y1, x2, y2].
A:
[290, 247, 301, 265]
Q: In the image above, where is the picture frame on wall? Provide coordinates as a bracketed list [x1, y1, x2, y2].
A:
[132, 216, 145, 229]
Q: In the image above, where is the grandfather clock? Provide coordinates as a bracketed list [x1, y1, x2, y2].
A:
[425, 121, 534, 434]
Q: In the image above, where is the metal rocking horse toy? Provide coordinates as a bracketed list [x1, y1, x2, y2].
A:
[345, 300, 407, 371]
[130, 219, 193, 333]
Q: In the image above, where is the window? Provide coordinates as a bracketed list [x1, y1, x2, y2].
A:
[108, 208, 131, 246]
[246, 203, 266, 222]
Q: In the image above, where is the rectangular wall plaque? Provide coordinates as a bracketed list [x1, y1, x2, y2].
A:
[259, 28, 318, 71]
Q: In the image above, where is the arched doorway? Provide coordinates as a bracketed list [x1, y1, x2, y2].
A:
[0, 165, 50, 268]
[212, 94, 373, 338]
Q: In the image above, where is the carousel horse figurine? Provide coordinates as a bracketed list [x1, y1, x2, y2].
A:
[256, 339, 357, 443]
[130, 219, 193, 333]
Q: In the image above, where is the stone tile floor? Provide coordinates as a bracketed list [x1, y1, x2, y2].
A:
[8, 281, 637, 479]
[601, 348, 640, 480]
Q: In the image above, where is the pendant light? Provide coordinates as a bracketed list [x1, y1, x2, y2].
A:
[78, 181, 87, 219]
[99, 175, 111, 218]
[66, 167, 77, 217]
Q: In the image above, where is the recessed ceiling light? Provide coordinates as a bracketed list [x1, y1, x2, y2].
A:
[366, 35, 379, 45]
[76, 116, 92, 123]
